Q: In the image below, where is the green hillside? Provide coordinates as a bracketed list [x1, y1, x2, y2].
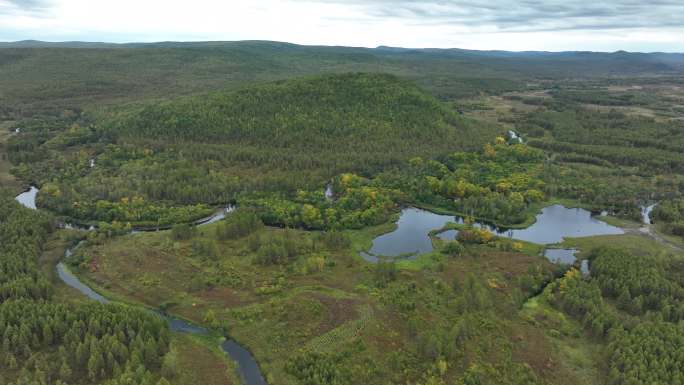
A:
[12, 73, 495, 226]
[103, 73, 483, 161]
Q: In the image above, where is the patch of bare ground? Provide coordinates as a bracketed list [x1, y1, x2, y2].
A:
[309, 293, 360, 334]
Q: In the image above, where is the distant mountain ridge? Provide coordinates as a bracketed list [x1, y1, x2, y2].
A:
[2, 40, 683, 57]
[2, 40, 682, 76]
[1, 39, 682, 118]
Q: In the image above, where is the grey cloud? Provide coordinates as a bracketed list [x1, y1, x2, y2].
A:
[0, 0, 52, 15]
[7, 0, 48, 7]
[314, 0, 684, 32]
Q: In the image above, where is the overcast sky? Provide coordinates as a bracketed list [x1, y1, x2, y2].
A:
[1, 0, 683, 52]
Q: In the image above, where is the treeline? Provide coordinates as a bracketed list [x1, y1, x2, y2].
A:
[246, 173, 400, 230]
[37, 182, 214, 228]
[509, 101, 684, 217]
[0, 196, 173, 385]
[651, 198, 684, 238]
[378, 138, 546, 225]
[10, 133, 551, 231]
[540, 162, 660, 220]
[546, 247, 684, 385]
[520, 107, 684, 173]
[244, 138, 548, 230]
[0, 197, 52, 301]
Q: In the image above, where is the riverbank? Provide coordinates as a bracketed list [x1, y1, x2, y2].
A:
[64, 222, 372, 384]
[50, 205, 226, 232]
[359, 204, 623, 266]
[413, 197, 599, 231]
[18, 184, 233, 232]
[49, 234, 247, 385]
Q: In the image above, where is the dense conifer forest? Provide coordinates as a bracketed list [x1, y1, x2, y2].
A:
[0, 197, 173, 385]
[547, 248, 684, 384]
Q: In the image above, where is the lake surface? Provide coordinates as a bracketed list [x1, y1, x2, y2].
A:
[498, 205, 623, 244]
[543, 248, 577, 265]
[436, 229, 458, 241]
[361, 208, 457, 262]
[362, 205, 624, 261]
[544, 249, 591, 275]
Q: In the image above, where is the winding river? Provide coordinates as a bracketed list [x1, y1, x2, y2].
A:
[17, 185, 629, 382]
[17, 185, 232, 233]
[16, 187, 267, 385]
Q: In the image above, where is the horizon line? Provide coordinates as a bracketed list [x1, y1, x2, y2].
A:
[1, 39, 683, 55]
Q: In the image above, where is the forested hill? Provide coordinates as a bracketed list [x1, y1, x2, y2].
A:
[8, 73, 497, 225]
[92, 72, 495, 179]
[102, 73, 468, 147]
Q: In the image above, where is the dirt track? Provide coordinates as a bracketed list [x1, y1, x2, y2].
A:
[625, 224, 684, 252]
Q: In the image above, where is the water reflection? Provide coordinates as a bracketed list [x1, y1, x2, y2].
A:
[499, 205, 623, 244]
[222, 340, 268, 385]
[543, 248, 577, 265]
[364, 205, 623, 261]
[436, 229, 458, 241]
[15, 186, 39, 209]
[57, 262, 109, 304]
[361, 208, 456, 262]
[157, 311, 209, 335]
[197, 205, 235, 226]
